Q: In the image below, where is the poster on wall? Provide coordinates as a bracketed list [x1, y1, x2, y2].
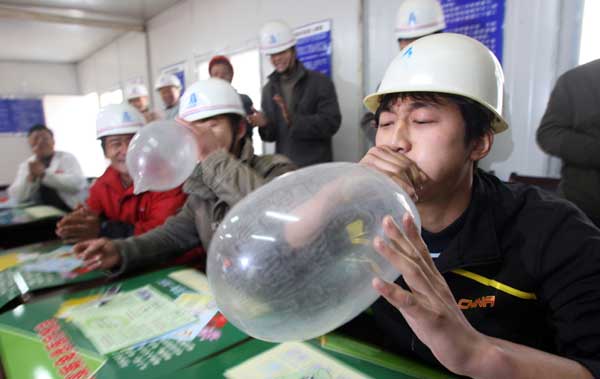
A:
[160, 62, 187, 94]
[440, 0, 506, 64]
[0, 98, 45, 134]
[294, 19, 333, 77]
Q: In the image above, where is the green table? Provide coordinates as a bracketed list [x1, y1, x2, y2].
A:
[0, 241, 105, 310]
[177, 337, 457, 379]
[0, 267, 248, 379]
[0, 205, 65, 248]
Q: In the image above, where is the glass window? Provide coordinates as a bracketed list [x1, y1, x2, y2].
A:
[99, 88, 123, 107]
[579, 0, 600, 64]
[43, 93, 107, 178]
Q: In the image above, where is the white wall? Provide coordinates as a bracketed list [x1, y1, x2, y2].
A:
[0, 61, 79, 185]
[146, 0, 364, 163]
[481, 0, 583, 180]
[364, 0, 583, 180]
[77, 32, 150, 97]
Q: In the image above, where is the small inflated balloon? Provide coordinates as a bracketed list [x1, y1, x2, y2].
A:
[206, 162, 421, 342]
[126, 120, 199, 194]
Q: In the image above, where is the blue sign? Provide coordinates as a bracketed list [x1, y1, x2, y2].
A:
[294, 20, 332, 77]
[174, 70, 186, 94]
[0, 99, 45, 134]
[441, 0, 505, 64]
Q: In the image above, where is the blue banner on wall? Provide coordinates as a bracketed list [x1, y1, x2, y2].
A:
[160, 62, 187, 94]
[0, 99, 45, 134]
[441, 0, 505, 64]
[173, 71, 186, 94]
[294, 20, 332, 77]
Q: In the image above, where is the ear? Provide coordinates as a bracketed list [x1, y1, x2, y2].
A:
[469, 130, 493, 162]
[235, 119, 247, 142]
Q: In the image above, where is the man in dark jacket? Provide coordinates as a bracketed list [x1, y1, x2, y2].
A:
[248, 20, 341, 167]
[360, 33, 598, 378]
[537, 59, 600, 227]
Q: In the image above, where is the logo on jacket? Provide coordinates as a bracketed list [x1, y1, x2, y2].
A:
[458, 295, 495, 310]
[402, 46, 414, 58]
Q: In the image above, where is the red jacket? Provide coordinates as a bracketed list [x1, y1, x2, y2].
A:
[87, 166, 187, 235]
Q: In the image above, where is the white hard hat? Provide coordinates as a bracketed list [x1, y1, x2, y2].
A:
[154, 73, 182, 90]
[259, 20, 296, 55]
[96, 104, 145, 139]
[125, 83, 149, 100]
[395, 0, 446, 39]
[364, 33, 508, 134]
[179, 78, 245, 122]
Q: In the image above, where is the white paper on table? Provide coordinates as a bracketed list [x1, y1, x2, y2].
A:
[224, 341, 374, 379]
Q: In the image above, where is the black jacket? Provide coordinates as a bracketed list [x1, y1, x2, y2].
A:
[373, 171, 600, 376]
[259, 62, 341, 167]
[537, 59, 600, 221]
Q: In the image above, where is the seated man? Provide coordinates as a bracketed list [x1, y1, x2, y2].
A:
[8, 124, 87, 211]
[56, 104, 187, 243]
[73, 79, 296, 273]
[358, 33, 599, 378]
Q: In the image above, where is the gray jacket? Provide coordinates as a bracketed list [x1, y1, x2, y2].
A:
[259, 62, 342, 167]
[537, 59, 600, 220]
[113, 139, 296, 273]
[163, 102, 180, 120]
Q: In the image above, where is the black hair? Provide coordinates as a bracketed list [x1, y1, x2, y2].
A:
[224, 113, 244, 135]
[397, 29, 444, 43]
[223, 113, 247, 154]
[27, 124, 53, 137]
[374, 92, 495, 145]
[100, 137, 107, 153]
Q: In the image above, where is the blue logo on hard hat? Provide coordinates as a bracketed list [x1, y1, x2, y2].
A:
[402, 46, 414, 58]
[408, 11, 417, 26]
[270, 35, 277, 44]
[188, 93, 197, 108]
[123, 111, 132, 122]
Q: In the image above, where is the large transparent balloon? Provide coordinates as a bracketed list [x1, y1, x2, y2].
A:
[206, 162, 420, 342]
[126, 120, 199, 194]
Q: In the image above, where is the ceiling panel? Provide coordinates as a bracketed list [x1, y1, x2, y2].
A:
[0, 18, 122, 62]
[0, 0, 180, 63]
[0, 0, 180, 20]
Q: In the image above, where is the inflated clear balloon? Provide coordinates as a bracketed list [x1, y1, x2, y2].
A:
[206, 162, 421, 342]
[126, 120, 199, 194]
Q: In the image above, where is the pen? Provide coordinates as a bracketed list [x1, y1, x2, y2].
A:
[97, 284, 121, 307]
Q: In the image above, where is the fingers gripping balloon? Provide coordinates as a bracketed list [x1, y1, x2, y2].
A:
[206, 162, 420, 342]
[126, 120, 199, 194]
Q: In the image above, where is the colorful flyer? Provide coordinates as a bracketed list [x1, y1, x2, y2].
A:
[69, 285, 199, 355]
